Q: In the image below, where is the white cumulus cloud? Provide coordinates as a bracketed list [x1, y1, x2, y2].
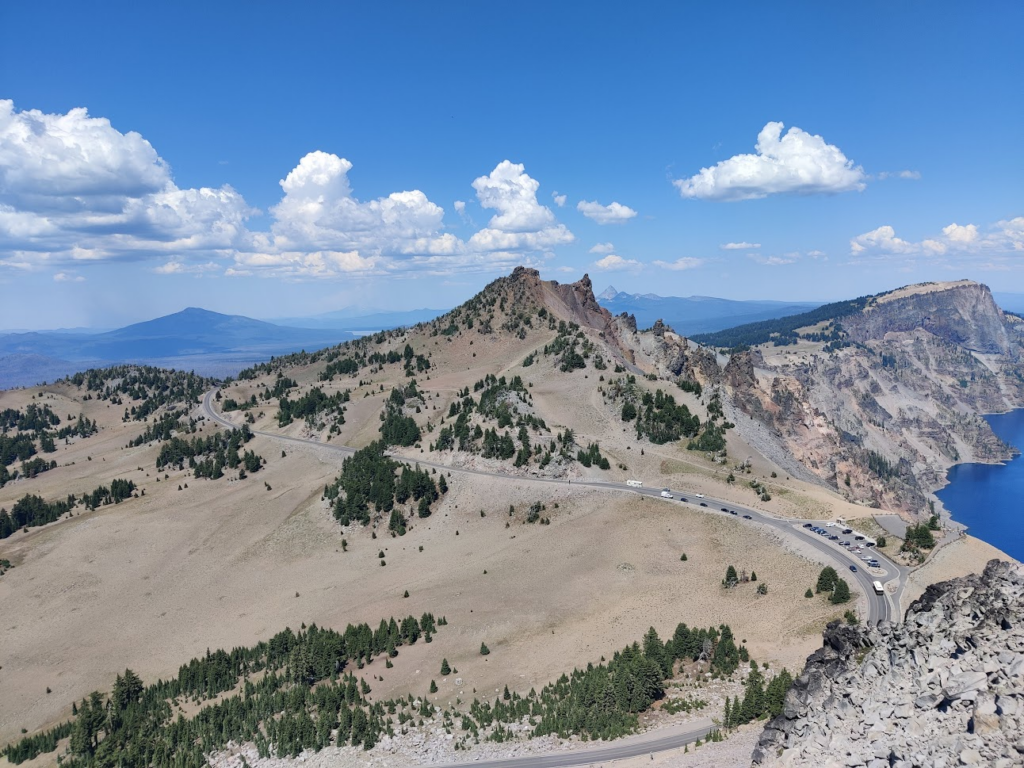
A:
[0, 99, 577, 279]
[720, 241, 760, 250]
[589, 242, 615, 254]
[593, 254, 642, 271]
[466, 161, 573, 255]
[577, 200, 637, 224]
[552, 192, 566, 207]
[0, 99, 256, 266]
[850, 217, 1023, 259]
[53, 271, 84, 282]
[674, 122, 866, 201]
[652, 257, 704, 271]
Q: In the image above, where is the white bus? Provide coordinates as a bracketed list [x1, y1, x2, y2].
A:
[626, 479, 643, 488]
[872, 580, 884, 595]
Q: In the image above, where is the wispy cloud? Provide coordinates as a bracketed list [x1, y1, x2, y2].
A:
[652, 257, 704, 271]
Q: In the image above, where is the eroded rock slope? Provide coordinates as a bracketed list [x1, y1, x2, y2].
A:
[753, 559, 1024, 767]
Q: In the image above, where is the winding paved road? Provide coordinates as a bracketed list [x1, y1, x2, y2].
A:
[201, 388, 910, 765]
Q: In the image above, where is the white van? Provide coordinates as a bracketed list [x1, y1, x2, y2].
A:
[660, 489, 674, 499]
[626, 479, 643, 488]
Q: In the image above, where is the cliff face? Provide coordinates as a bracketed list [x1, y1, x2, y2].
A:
[722, 281, 1024, 515]
[843, 282, 1014, 356]
[752, 559, 1024, 768]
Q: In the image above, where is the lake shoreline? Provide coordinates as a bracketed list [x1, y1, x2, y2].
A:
[934, 408, 1024, 563]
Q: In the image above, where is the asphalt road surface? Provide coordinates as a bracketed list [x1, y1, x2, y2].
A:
[432, 719, 717, 768]
[202, 389, 906, 624]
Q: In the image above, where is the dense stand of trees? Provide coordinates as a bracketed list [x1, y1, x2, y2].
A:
[459, 623, 749, 745]
[324, 441, 443, 528]
[1, 404, 97, 487]
[0, 493, 75, 539]
[278, 387, 349, 427]
[814, 567, 851, 604]
[722, 664, 793, 728]
[903, 523, 937, 550]
[0, 477, 139, 538]
[130, 411, 193, 447]
[156, 424, 262, 479]
[691, 295, 872, 349]
[67, 366, 214, 422]
[632, 389, 701, 444]
[1, 615, 443, 767]
[82, 479, 137, 511]
[1, 403, 60, 432]
[379, 383, 421, 447]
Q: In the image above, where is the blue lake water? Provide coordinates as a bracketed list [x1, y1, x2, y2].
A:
[935, 409, 1024, 562]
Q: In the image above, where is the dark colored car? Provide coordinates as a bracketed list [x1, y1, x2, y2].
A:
[865, 542, 875, 547]
[803, 523, 813, 528]
[699, 502, 708, 507]
[829, 535, 839, 540]
[743, 514, 752, 519]
[855, 535, 865, 541]
[721, 507, 729, 512]
[730, 510, 738, 516]
[849, 565, 858, 572]
[679, 497, 688, 503]
[842, 528, 853, 534]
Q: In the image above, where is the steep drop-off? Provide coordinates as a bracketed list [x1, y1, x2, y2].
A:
[752, 559, 1024, 767]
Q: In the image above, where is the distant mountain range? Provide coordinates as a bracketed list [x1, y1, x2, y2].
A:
[994, 292, 1024, 315]
[269, 307, 448, 331]
[7, 288, 1017, 391]
[0, 309, 351, 389]
[596, 286, 821, 336]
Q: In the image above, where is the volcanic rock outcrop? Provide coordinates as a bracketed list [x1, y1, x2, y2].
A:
[752, 559, 1024, 767]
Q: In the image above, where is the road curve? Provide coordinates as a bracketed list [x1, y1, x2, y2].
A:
[199, 389, 912, 765]
[201, 389, 906, 624]
[431, 719, 716, 768]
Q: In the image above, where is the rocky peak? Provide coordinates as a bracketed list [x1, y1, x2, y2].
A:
[752, 559, 1024, 767]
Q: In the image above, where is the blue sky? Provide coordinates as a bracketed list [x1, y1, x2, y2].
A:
[1, 1, 1021, 329]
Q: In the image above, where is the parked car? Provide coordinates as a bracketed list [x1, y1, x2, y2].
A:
[803, 523, 813, 528]
[842, 528, 853, 534]
[829, 535, 839, 540]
